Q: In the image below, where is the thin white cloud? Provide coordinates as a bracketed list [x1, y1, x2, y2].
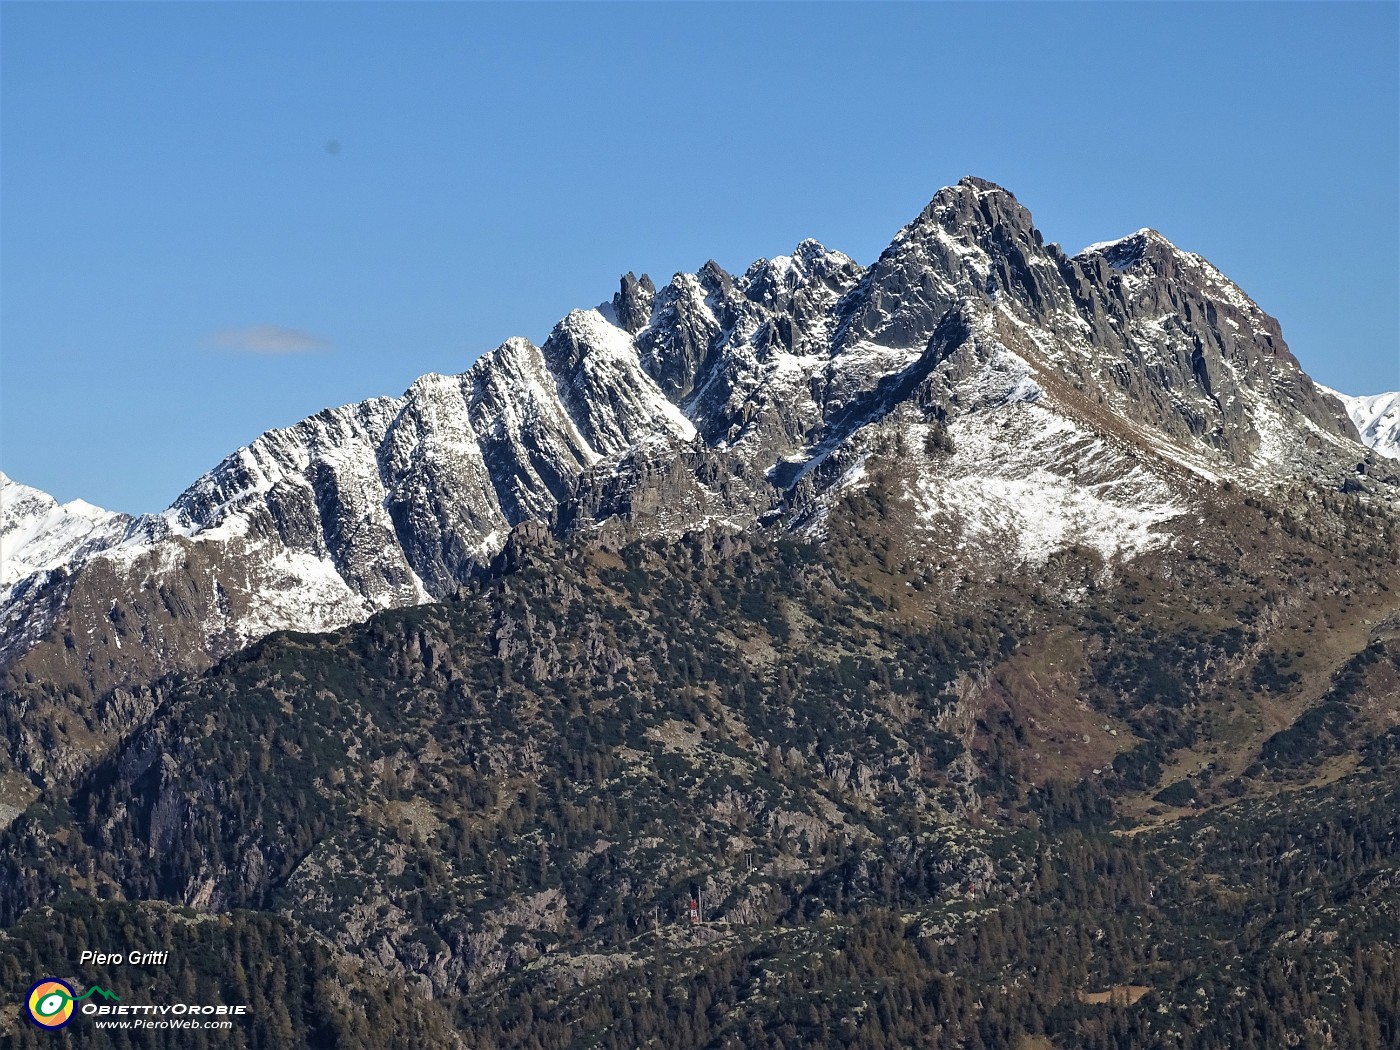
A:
[208, 325, 329, 354]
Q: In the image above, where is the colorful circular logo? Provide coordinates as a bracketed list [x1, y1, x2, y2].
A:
[25, 978, 76, 1029]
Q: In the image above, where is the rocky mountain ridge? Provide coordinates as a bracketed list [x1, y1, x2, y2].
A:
[1, 177, 1391, 789]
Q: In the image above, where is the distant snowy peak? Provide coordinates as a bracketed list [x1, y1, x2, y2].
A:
[1319, 387, 1400, 459]
[0, 473, 131, 590]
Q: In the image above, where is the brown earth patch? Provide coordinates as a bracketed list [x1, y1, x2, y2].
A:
[1077, 984, 1150, 1006]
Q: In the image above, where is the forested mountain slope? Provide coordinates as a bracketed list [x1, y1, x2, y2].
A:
[2, 461, 1396, 1046]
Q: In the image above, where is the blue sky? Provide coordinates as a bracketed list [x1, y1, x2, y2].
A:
[3, 2, 1396, 514]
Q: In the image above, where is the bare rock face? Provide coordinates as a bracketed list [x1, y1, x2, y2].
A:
[1067, 227, 1356, 463]
[2, 177, 1389, 786]
[610, 271, 656, 336]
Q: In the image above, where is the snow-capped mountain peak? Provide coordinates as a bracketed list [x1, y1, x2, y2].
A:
[0, 472, 132, 590]
[1318, 386, 1400, 459]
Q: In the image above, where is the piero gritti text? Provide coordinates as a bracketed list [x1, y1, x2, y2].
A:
[79, 950, 170, 965]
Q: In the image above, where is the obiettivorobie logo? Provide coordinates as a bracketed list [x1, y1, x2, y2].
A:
[25, 978, 120, 1029]
[22, 975, 250, 1031]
